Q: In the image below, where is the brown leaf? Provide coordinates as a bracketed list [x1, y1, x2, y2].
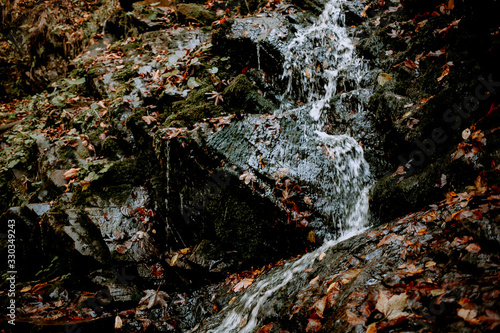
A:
[458, 308, 479, 324]
[478, 310, 500, 330]
[437, 66, 450, 82]
[239, 171, 256, 185]
[367, 323, 378, 333]
[139, 290, 169, 309]
[451, 236, 473, 246]
[310, 297, 327, 316]
[308, 230, 317, 243]
[233, 278, 253, 292]
[376, 292, 409, 320]
[141, 115, 156, 125]
[377, 233, 404, 247]
[115, 244, 129, 254]
[64, 168, 80, 180]
[465, 243, 481, 253]
[462, 128, 471, 140]
[115, 315, 123, 329]
[346, 309, 366, 326]
[377, 73, 393, 86]
[305, 318, 322, 333]
[404, 59, 418, 70]
[257, 323, 274, 333]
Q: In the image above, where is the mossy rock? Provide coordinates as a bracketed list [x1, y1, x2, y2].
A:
[223, 74, 275, 113]
[164, 85, 224, 127]
[177, 4, 216, 26]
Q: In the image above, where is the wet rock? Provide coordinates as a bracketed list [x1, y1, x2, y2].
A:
[177, 3, 217, 26]
[211, 15, 288, 76]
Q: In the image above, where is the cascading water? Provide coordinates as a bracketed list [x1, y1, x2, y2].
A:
[200, 0, 372, 331]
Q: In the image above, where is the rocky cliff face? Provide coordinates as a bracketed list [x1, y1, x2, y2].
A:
[1, 0, 500, 332]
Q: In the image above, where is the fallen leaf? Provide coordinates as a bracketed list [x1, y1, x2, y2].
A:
[318, 252, 326, 261]
[346, 309, 366, 326]
[304, 196, 312, 205]
[465, 243, 481, 253]
[451, 236, 473, 246]
[257, 323, 274, 333]
[425, 261, 436, 268]
[310, 297, 327, 316]
[115, 315, 123, 329]
[478, 310, 500, 330]
[377, 233, 404, 246]
[21, 286, 32, 293]
[170, 253, 179, 266]
[376, 292, 409, 320]
[462, 128, 471, 140]
[139, 290, 169, 309]
[233, 278, 253, 292]
[405, 59, 418, 70]
[437, 65, 450, 82]
[64, 168, 80, 180]
[115, 244, 129, 254]
[377, 73, 393, 86]
[142, 115, 156, 125]
[239, 171, 256, 185]
[310, 276, 319, 285]
[308, 230, 316, 243]
[430, 289, 446, 296]
[305, 67, 312, 79]
[305, 318, 322, 333]
[367, 323, 378, 333]
[458, 308, 479, 324]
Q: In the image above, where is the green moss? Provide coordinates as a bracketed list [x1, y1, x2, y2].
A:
[164, 84, 224, 127]
[177, 3, 217, 26]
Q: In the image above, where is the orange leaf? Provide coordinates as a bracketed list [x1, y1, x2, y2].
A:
[367, 323, 378, 333]
[257, 323, 274, 333]
[310, 296, 327, 316]
[64, 168, 80, 180]
[465, 243, 481, 253]
[377, 233, 404, 247]
[305, 318, 322, 333]
[404, 59, 418, 70]
[437, 66, 450, 82]
[233, 278, 253, 292]
[346, 310, 366, 326]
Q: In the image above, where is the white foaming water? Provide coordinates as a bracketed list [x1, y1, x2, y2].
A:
[204, 0, 371, 331]
[281, 0, 368, 121]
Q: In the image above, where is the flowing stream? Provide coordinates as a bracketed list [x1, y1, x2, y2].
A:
[202, 0, 372, 331]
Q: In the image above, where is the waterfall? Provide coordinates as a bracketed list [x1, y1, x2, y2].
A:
[201, 0, 372, 331]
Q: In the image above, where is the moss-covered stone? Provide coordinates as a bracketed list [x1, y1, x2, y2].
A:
[223, 74, 275, 113]
[177, 4, 217, 26]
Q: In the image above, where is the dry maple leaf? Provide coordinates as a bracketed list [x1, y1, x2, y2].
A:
[64, 168, 80, 180]
[458, 307, 479, 324]
[478, 310, 500, 330]
[465, 243, 481, 253]
[377, 233, 404, 247]
[310, 297, 327, 316]
[375, 292, 409, 320]
[305, 318, 322, 333]
[257, 323, 274, 333]
[205, 91, 224, 105]
[239, 171, 256, 185]
[346, 309, 366, 326]
[139, 289, 169, 309]
[233, 278, 253, 292]
[141, 115, 156, 125]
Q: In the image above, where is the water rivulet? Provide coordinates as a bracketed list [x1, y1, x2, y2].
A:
[200, 0, 373, 331]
